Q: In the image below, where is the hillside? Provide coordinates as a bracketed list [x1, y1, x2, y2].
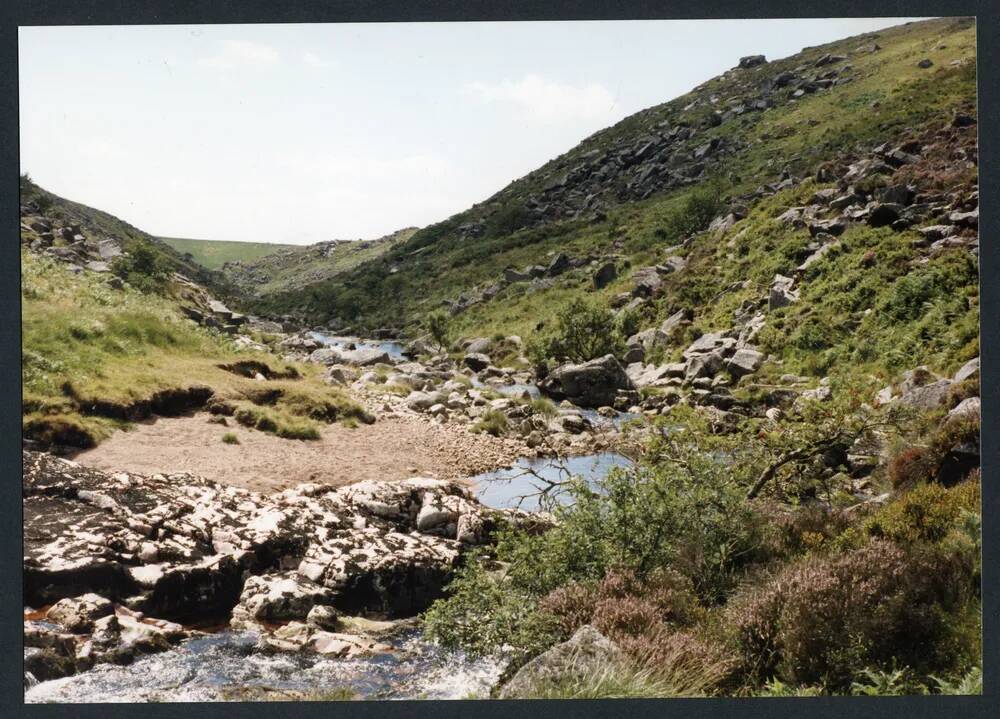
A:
[249, 17, 976, 374]
[159, 236, 297, 270]
[221, 227, 418, 299]
[19, 178, 371, 451]
[19, 177, 236, 299]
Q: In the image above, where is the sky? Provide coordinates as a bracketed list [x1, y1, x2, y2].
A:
[19, 18, 924, 245]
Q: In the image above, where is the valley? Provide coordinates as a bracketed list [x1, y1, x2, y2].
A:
[21, 17, 982, 701]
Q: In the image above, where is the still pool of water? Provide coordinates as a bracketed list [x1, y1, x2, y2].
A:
[310, 332, 408, 360]
[470, 452, 632, 511]
[25, 629, 503, 703]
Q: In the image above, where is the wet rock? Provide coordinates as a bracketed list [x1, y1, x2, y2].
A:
[234, 572, 335, 623]
[306, 604, 340, 631]
[23, 451, 545, 627]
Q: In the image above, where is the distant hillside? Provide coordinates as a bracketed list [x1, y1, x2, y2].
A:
[159, 237, 296, 270]
[221, 227, 419, 298]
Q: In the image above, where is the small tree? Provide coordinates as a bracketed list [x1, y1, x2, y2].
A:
[532, 298, 625, 364]
[427, 311, 451, 351]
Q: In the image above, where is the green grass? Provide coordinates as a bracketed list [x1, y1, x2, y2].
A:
[19, 177, 233, 298]
[21, 251, 369, 447]
[471, 409, 509, 437]
[507, 660, 723, 699]
[159, 237, 295, 270]
[221, 432, 240, 445]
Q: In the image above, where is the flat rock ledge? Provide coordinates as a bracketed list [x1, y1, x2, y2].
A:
[23, 450, 549, 685]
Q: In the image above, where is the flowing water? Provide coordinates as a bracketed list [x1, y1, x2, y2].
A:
[310, 332, 408, 361]
[25, 628, 503, 703]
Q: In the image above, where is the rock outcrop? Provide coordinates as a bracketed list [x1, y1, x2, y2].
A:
[23, 451, 550, 682]
[538, 355, 635, 408]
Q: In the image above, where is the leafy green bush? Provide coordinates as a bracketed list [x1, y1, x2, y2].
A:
[528, 298, 627, 364]
[111, 244, 169, 293]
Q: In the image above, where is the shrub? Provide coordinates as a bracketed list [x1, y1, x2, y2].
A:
[426, 311, 451, 351]
[529, 298, 626, 364]
[845, 480, 980, 548]
[727, 538, 980, 690]
[540, 567, 702, 638]
[660, 186, 724, 243]
[111, 244, 169, 293]
[423, 554, 563, 663]
[221, 432, 240, 445]
[887, 446, 936, 489]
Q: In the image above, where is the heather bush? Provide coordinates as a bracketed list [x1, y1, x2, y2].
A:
[539, 568, 703, 638]
[887, 446, 936, 489]
[841, 480, 981, 548]
[727, 538, 980, 690]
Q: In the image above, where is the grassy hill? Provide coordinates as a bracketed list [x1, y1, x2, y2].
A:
[248, 17, 977, 388]
[221, 227, 418, 299]
[159, 237, 297, 270]
[19, 180, 372, 451]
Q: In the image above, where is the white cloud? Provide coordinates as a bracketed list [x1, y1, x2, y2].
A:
[197, 40, 280, 70]
[465, 73, 619, 124]
[301, 51, 334, 69]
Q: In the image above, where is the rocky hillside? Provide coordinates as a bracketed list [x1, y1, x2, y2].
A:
[220, 226, 418, 299]
[19, 176, 236, 300]
[246, 18, 976, 358]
